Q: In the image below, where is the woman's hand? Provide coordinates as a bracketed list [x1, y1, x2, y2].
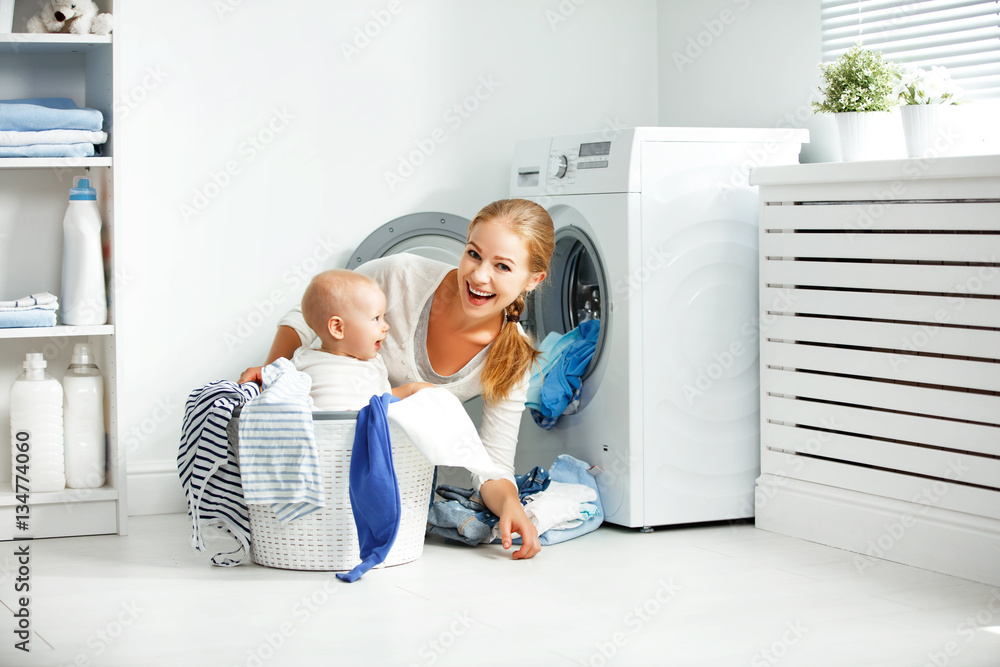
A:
[238, 366, 263, 385]
[498, 498, 541, 560]
[480, 478, 541, 559]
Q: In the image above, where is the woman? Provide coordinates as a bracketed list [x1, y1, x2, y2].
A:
[241, 198, 555, 559]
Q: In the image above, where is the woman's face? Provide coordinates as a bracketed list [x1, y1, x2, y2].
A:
[456, 221, 545, 323]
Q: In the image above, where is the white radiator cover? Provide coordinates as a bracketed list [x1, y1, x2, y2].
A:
[751, 155, 1000, 586]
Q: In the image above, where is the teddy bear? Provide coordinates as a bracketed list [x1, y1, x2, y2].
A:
[26, 1, 113, 35]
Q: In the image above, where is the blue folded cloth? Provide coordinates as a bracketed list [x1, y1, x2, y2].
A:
[0, 143, 96, 158]
[0, 310, 57, 328]
[0, 98, 104, 132]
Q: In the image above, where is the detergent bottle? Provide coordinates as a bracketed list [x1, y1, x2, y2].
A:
[63, 343, 106, 489]
[9, 353, 66, 493]
[60, 177, 107, 325]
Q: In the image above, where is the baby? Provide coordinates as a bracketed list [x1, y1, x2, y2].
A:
[294, 269, 431, 410]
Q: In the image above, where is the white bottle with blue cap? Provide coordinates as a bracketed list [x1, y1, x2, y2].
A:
[60, 177, 107, 326]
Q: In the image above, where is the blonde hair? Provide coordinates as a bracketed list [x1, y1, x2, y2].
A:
[301, 269, 380, 345]
[472, 199, 555, 405]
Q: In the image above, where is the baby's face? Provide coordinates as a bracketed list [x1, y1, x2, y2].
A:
[340, 284, 390, 360]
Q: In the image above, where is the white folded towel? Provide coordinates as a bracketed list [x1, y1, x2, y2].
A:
[387, 388, 510, 485]
[0, 129, 108, 147]
[0, 292, 58, 311]
[522, 481, 598, 535]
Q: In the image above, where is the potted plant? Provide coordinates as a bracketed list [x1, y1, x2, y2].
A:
[813, 44, 901, 161]
[893, 64, 964, 158]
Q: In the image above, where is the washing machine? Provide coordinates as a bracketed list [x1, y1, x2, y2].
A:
[510, 127, 808, 530]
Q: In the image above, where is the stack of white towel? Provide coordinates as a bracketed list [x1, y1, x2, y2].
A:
[0, 98, 107, 158]
[0, 292, 59, 328]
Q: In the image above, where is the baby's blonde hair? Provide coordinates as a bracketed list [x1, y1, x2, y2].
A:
[301, 269, 380, 344]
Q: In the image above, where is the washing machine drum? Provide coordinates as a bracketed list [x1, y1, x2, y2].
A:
[346, 212, 470, 268]
[525, 225, 608, 383]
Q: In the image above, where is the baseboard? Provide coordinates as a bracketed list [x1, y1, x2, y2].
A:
[755, 474, 1000, 587]
[126, 460, 187, 516]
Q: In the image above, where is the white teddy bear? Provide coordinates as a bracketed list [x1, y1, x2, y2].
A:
[27, 1, 114, 35]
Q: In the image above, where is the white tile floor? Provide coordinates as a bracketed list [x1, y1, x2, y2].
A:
[1, 514, 999, 667]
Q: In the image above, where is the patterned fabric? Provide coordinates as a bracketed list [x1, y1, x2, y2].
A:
[178, 380, 260, 567]
[237, 359, 324, 523]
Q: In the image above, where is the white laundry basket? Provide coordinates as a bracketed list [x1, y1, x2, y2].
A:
[234, 411, 434, 571]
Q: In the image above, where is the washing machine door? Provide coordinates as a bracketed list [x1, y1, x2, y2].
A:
[346, 212, 469, 267]
[525, 210, 609, 387]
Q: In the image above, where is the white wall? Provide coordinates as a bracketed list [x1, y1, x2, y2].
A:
[657, 0, 836, 163]
[115, 1, 659, 514]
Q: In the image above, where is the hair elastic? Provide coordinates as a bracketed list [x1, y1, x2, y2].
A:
[506, 313, 520, 323]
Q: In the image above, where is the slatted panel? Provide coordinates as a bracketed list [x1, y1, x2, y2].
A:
[764, 261, 1000, 295]
[763, 394, 1000, 457]
[765, 314, 1000, 359]
[762, 286, 1000, 328]
[760, 199, 1000, 514]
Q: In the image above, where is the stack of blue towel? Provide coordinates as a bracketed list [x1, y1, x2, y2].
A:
[0, 98, 107, 158]
[0, 292, 59, 328]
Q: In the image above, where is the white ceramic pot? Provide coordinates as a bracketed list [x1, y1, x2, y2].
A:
[900, 104, 943, 159]
[835, 111, 894, 161]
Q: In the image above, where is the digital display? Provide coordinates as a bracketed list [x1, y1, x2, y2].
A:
[579, 141, 611, 157]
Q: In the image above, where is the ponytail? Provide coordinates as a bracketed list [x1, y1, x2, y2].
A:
[471, 199, 555, 405]
[480, 293, 539, 405]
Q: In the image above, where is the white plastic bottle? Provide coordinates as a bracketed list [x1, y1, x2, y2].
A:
[63, 343, 106, 489]
[9, 353, 66, 493]
[60, 177, 108, 326]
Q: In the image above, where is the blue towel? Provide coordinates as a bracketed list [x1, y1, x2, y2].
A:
[0, 309, 57, 328]
[0, 98, 104, 132]
[337, 393, 402, 583]
[529, 320, 600, 429]
[237, 358, 325, 523]
[0, 143, 96, 158]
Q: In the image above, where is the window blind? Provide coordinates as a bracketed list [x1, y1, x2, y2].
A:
[821, 0, 1000, 100]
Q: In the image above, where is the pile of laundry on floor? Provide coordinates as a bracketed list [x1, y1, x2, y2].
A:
[0, 98, 107, 158]
[0, 292, 59, 328]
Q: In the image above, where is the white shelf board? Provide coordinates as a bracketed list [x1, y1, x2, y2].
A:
[0, 324, 113, 340]
[0, 484, 117, 506]
[0, 33, 112, 54]
[0, 156, 112, 169]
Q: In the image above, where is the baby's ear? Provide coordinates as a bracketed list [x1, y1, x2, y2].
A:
[328, 316, 345, 340]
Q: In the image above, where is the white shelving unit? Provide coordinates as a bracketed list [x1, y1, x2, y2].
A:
[0, 21, 126, 540]
[750, 155, 1000, 586]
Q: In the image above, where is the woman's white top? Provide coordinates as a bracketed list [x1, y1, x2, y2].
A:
[291, 347, 392, 411]
[278, 253, 527, 488]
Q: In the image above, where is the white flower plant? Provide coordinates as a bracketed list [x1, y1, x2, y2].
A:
[894, 64, 964, 105]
